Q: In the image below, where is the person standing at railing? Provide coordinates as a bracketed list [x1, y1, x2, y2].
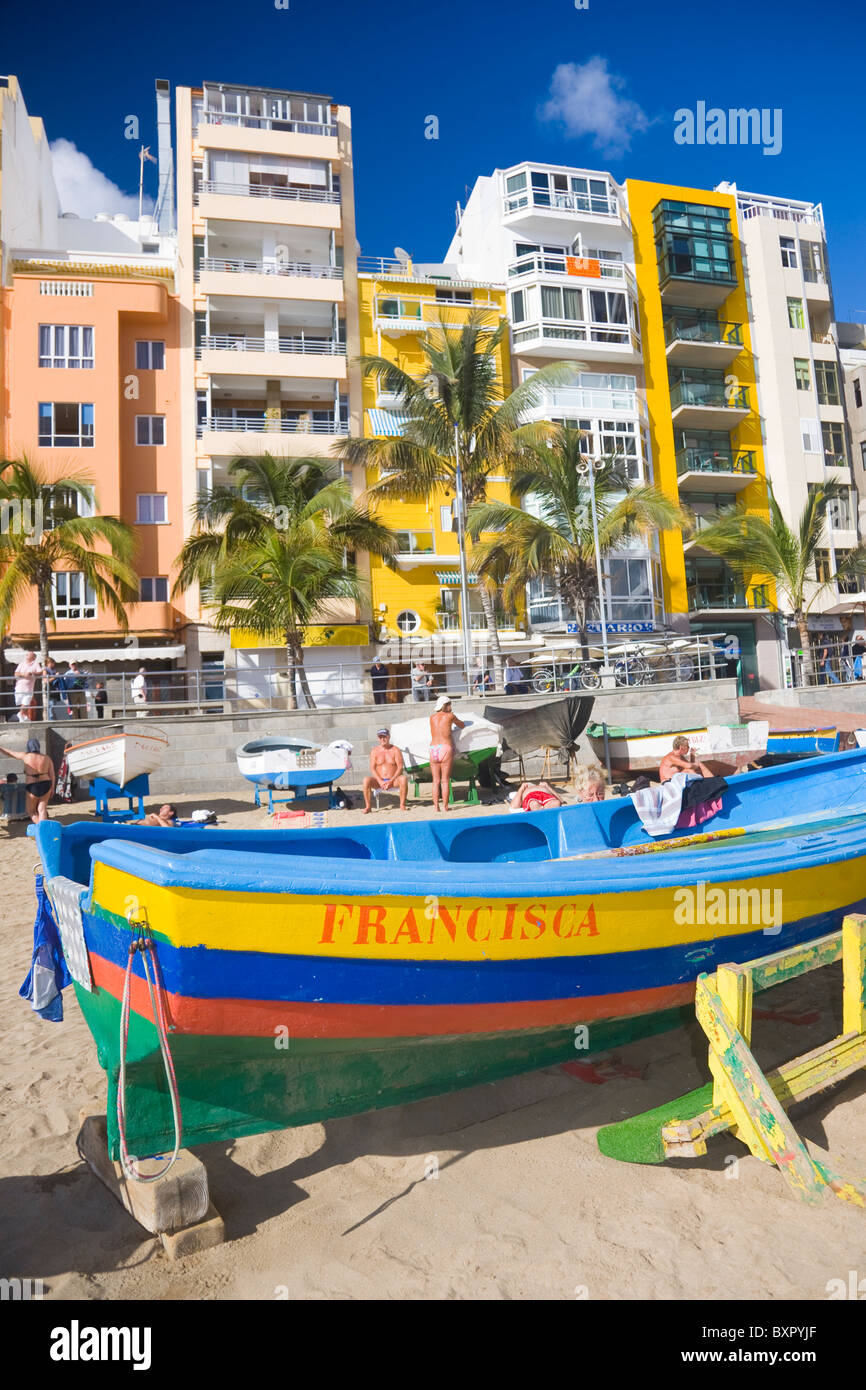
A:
[853, 637, 866, 681]
[370, 657, 389, 706]
[64, 663, 87, 719]
[13, 650, 41, 723]
[819, 643, 840, 684]
[131, 666, 148, 717]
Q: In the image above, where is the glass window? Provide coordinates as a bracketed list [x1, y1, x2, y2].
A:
[135, 415, 166, 445]
[787, 298, 804, 329]
[52, 571, 97, 620]
[136, 493, 168, 524]
[505, 171, 527, 194]
[780, 236, 798, 269]
[794, 359, 811, 391]
[135, 340, 165, 370]
[815, 360, 840, 406]
[827, 487, 854, 530]
[37, 401, 94, 446]
[855, 379, 863, 409]
[140, 577, 169, 602]
[38, 324, 94, 369]
[822, 422, 847, 466]
[801, 418, 820, 453]
[510, 289, 525, 323]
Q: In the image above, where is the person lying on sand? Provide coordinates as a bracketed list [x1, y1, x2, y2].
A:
[508, 781, 563, 813]
[129, 803, 178, 827]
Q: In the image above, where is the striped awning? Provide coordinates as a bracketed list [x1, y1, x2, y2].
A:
[367, 409, 408, 437]
[435, 570, 478, 585]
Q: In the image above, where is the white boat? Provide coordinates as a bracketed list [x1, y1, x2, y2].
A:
[65, 727, 169, 788]
[388, 711, 503, 774]
[854, 731, 866, 749]
[586, 720, 769, 775]
[236, 736, 351, 790]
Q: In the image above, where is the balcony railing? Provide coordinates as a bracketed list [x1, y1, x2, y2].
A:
[687, 582, 770, 611]
[507, 253, 634, 290]
[504, 190, 619, 217]
[512, 319, 639, 350]
[198, 333, 344, 356]
[676, 448, 756, 475]
[657, 253, 737, 288]
[394, 532, 435, 555]
[197, 257, 341, 279]
[195, 111, 336, 138]
[198, 415, 348, 437]
[803, 267, 827, 285]
[197, 180, 340, 204]
[664, 318, 743, 347]
[436, 611, 517, 631]
[670, 380, 749, 410]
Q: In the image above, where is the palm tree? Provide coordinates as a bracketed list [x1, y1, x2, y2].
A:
[695, 480, 866, 683]
[0, 457, 138, 710]
[465, 426, 686, 648]
[173, 454, 397, 708]
[337, 312, 575, 686]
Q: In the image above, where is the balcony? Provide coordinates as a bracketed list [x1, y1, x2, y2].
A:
[687, 581, 770, 612]
[195, 180, 341, 230]
[654, 202, 737, 308]
[522, 385, 647, 422]
[669, 378, 750, 430]
[394, 531, 440, 567]
[511, 319, 641, 362]
[197, 332, 346, 380]
[372, 293, 500, 336]
[435, 611, 519, 632]
[507, 252, 635, 293]
[196, 256, 343, 302]
[502, 186, 621, 239]
[676, 448, 757, 493]
[664, 315, 743, 367]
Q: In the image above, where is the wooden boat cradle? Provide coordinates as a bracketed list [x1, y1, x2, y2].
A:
[599, 915, 866, 1206]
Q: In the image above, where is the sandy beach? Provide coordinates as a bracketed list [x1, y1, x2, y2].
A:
[2, 786, 865, 1301]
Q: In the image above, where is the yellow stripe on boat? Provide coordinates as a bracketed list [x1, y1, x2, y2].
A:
[91, 857, 866, 963]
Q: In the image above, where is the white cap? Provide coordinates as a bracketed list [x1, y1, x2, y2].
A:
[434, 695, 453, 712]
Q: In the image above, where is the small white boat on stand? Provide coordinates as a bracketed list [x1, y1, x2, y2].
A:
[586, 721, 769, 776]
[64, 727, 169, 788]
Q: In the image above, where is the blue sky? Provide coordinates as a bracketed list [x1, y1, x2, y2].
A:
[7, 0, 866, 316]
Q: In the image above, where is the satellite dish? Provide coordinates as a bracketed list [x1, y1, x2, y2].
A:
[393, 246, 410, 264]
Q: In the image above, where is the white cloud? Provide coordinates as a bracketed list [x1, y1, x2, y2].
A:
[49, 138, 152, 219]
[539, 57, 649, 157]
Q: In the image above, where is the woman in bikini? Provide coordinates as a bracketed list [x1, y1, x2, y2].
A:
[428, 696, 465, 812]
[0, 737, 55, 823]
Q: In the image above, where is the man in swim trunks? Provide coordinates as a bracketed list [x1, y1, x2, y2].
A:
[0, 737, 55, 823]
[363, 727, 408, 813]
[130, 803, 178, 827]
[659, 735, 713, 783]
[429, 696, 465, 812]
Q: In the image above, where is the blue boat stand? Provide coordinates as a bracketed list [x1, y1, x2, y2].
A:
[254, 776, 342, 814]
[90, 774, 150, 822]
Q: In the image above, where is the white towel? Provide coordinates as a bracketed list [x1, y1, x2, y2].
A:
[630, 770, 697, 837]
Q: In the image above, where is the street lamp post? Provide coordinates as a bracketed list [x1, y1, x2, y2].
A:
[453, 421, 473, 693]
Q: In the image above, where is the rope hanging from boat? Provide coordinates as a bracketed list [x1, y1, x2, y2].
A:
[116, 922, 182, 1183]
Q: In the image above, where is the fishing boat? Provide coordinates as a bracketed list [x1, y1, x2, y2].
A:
[762, 727, 841, 763]
[30, 748, 866, 1161]
[388, 711, 502, 780]
[586, 721, 769, 775]
[235, 735, 349, 790]
[64, 728, 169, 789]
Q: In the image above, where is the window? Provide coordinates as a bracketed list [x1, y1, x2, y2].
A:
[395, 609, 420, 634]
[780, 236, 798, 269]
[814, 549, 832, 584]
[139, 577, 169, 602]
[822, 422, 847, 467]
[816, 360, 840, 406]
[510, 290, 525, 323]
[38, 402, 94, 446]
[135, 340, 165, 370]
[817, 485, 855, 530]
[861, 441, 866, 474]
[435, 288, 470, 304]
[855, 379, 863, 409]
[786, 298, 804, 330]
[800, 418, 821, 453]
[794, 359, 811, 391]
[39, 325, 94, 368]
[136, 493, 168, 524]
[541, 285, 583, 320]
[52, 571, 97, 620]
[607, 556, 654, 623]
[135, 415, 166, 445]
[440, 504, 453, 532]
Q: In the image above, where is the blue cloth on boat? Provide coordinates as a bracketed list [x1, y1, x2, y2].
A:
[19, 874, 73, 1022]
[631, 770, 696, 837]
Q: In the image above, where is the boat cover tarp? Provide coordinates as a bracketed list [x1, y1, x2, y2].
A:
[483, 696, 594, 755]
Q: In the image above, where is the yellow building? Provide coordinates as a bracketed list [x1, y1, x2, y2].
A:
[357, 260, 519, 646]
[626, 180, 777, 693]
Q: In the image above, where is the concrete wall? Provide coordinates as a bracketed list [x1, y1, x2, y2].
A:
[0, 679, 741, 798]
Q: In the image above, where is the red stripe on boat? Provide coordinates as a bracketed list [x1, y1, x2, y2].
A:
[89, 953, 693, 1038]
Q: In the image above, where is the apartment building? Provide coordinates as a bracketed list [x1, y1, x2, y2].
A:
[175, 80, 371, 700]
[836, 325, 866, 547]
[446, 163, 665, 636]
[0, 75, 189, 675]
[357, 256, 538, 688]
[720, 185, 862, 639]
[626, 180, 776, 692]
